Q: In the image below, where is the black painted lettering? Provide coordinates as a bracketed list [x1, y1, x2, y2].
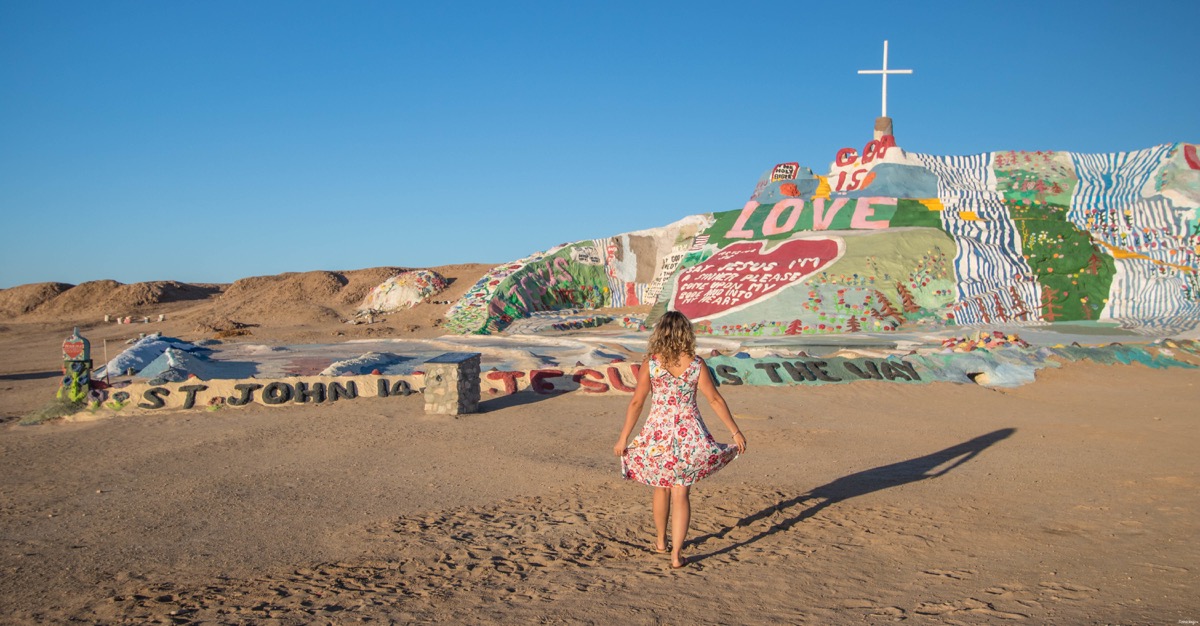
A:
[715, 365, 743, 385]
[390, 380, 414, 396]
[294, 382, 326, 403]
[330, 381, 358, 401]
[138, 387, 169, 409]
[378, 378, 391, 397]
[228, 383, 263, 406]
[843, 362, 872, 380]
[781, 361, 817, 382]
[179, 384, 208, 409]
[809, 360, 841, 382]
[891, 360, 920, 381]
[863, 360, 883, 379]
[262, 382, 293, 405]
[754, 362, 784, 384]
[878, 361, 901, 381]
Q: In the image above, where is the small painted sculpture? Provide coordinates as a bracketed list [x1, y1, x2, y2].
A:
[58, 327, 92, 403]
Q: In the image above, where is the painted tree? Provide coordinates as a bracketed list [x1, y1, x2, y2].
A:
[895, 282, 920, 313]
[785, 319, 804, 335]
[846, 315, 862, 332]
[1008, 286, 1031, 321]
[1041, 285, 1065, 322]
[873, 290, 903, 320]
[992, 293, 1009, 322]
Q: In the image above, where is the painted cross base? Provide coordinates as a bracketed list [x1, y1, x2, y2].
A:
[422, 352, 482, 415]
[874, 116, 894, 141]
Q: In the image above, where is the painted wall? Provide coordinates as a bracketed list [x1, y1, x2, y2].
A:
[443, 140, 1198, 336]
[648, 140, 1198, 335]
[82, 373, 423, 417]
[72, 341, 1198, 417]
[445, 216, 710, 334]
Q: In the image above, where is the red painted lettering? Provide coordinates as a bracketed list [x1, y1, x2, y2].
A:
[835, 147, 858, 167]
[607, 364, 640, 392]
[531, 369, 566, 394]
[486, 370, 525, 395]
[572, 369, 609, 393]
[862, 140, 880, 164]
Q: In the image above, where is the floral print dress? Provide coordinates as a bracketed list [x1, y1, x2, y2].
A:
[621, 355, 739, 487]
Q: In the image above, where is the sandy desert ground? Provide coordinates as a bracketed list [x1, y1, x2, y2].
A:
[1, 267, 1199, 624]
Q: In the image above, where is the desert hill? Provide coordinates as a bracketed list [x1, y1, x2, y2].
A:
[0, 264, 498, 343]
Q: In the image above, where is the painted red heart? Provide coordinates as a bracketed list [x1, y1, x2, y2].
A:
[671, 237, 844, 320]
[62, 340, 85, 359]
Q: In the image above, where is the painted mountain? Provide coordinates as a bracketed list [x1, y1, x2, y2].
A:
[445, 139, 1200, 336]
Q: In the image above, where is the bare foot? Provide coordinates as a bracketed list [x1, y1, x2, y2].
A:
[652, 541, 668, 554]
[671, 554, 687, 569]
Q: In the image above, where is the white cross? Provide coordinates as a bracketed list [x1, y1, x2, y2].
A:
[858, 40, 912, 118]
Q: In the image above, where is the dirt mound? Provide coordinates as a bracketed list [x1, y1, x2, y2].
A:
[16, 280, 225, 321]
[104, 281, 223, 311]
[0, 264, 496, 336]
[0, 282, 73, 317]
[25, 280, 124, 319]
[221, 271, 347, 304]
[210, 268, 410, 326]
[191, 315, 259, 339]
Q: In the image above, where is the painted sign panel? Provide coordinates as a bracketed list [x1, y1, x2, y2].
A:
[672, 237, 845, 320]
[771, 162, 800, 182]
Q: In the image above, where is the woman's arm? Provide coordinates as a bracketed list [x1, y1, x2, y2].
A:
[697, 357, 747, 453]
[613, 358, 652, 456]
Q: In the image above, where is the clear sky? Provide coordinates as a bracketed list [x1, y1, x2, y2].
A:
[1, 0, 1196, 288]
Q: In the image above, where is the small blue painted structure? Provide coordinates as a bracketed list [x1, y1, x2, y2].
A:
[424, 352, 484, 365]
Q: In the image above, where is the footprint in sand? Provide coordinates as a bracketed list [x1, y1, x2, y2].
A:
[914, 598, 1029, 620]
[1038, 581, 1098, 601]
[101, 483, 902, 622]
[922, 568, 976, 580]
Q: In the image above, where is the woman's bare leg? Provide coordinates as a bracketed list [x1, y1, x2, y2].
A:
[670, 484, 690, 567]
[652, 487, 670, 552]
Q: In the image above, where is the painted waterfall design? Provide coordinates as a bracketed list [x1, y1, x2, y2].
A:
[912, 152, 1040, 324]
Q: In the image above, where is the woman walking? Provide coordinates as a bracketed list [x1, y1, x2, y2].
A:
[614, 311, 747, 568]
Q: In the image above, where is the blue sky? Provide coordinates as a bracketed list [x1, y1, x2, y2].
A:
[1, 0, 1196, 288]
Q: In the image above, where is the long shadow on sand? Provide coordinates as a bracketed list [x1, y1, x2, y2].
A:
[690, 428, 1016, 563]
[479, 391, 563, 411]
[0, 370, 62, 381]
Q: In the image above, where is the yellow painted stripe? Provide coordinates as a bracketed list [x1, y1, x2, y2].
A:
[917, 198, 944, 212]
[1096, 240, 1198, 272]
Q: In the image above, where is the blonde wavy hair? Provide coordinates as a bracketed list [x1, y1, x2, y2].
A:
[648, 311, 696, 366]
